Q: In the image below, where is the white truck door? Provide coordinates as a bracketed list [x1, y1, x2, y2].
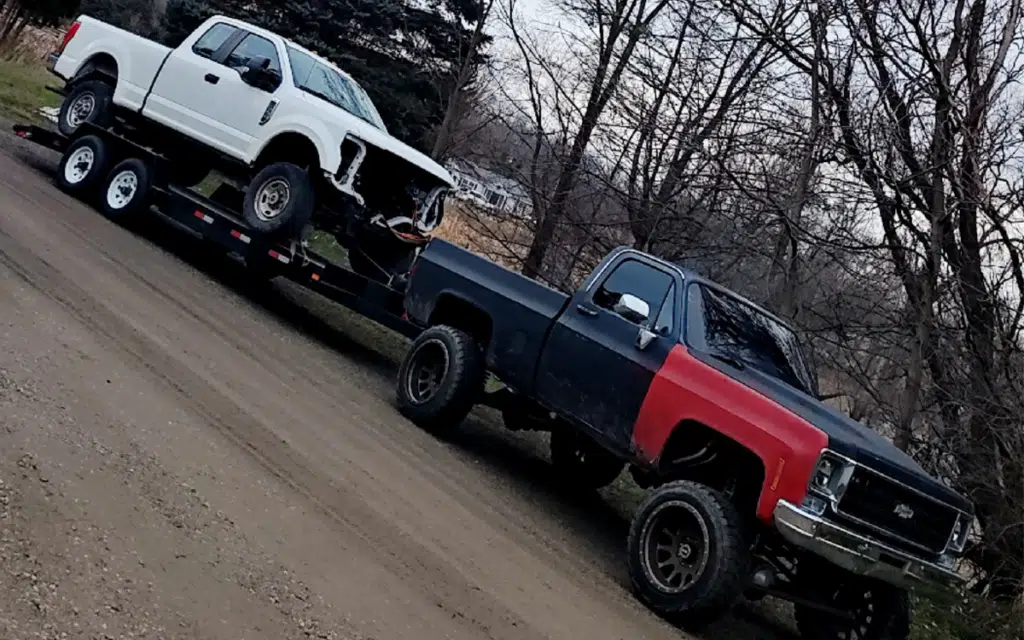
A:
[144, 21, 245, 157]
[206, 32, 288, 158]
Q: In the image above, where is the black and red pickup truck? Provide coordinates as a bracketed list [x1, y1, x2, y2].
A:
[395, 239, 974, 639]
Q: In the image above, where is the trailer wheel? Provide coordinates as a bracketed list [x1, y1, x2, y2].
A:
[58, 80, 114, 137]
[550, 428, 624, 490]
[397, 324, 485, 433]
[56, 134, 109, 196]
[98, 158, 152, 219]
[242, 163, 315, 237]
[628, 480, 749, 627]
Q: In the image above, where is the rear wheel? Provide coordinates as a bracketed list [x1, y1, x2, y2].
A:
[98, 158, 152, 219]
[58, 80, 114, 137]
[242, 162, 315, 238]
[628, 481, 749, 627]
[56, 134, 109, 196]
[396, 324, 485, 434]
[549, 428, 624, 490]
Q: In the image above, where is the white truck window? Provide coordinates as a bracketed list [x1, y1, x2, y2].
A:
[192, 23, 238, 60]
[225, 33, 282, 74]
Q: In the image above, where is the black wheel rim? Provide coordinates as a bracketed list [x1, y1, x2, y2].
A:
[640, 500, 711, 594]
[826, 584, 880, 639]
[405, 338, 449, 405]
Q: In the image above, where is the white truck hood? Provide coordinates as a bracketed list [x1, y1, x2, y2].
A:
[299, 93, 453, 187]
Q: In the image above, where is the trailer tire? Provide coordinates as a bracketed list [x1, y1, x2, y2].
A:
[58, 80, 114, 137]
[56, 134, 109, 196]
[99, 158, 152, 219]
[242, 162, 315, 237]
[628, 480, 749, 627]
[397, 324, 485, 434]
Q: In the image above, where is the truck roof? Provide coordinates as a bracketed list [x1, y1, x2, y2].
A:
[606, 246, 796, 332]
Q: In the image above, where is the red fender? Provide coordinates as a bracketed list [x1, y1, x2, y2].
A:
[632, 345, 827, 523]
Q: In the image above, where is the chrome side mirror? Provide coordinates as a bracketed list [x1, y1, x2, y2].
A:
[614, 293, 650, 324]
[637, 327, 657, 351]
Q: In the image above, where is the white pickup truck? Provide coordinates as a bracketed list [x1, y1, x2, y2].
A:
[49, 14, 454, 279]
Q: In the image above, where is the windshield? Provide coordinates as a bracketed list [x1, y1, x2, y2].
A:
[286, 46, 386, 131]
[686, 283, 817, 396]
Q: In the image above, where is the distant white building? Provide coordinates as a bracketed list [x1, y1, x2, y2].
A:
[446, 159, 533, 220]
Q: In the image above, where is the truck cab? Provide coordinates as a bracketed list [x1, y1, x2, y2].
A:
[396, 239, 975, 640]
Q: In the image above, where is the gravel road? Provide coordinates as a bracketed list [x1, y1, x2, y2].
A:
[0, 133, 793, 640]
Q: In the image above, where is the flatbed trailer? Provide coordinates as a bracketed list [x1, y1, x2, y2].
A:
[12, 122, 421, 339]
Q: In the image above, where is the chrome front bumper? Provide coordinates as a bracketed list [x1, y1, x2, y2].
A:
[774, 500, 963, 591]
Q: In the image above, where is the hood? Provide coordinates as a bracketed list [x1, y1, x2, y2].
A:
[692, 350, 974, 515]
[300, 93, 454, 187]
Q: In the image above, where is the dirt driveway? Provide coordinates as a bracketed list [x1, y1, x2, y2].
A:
[0, 135, 793, 640]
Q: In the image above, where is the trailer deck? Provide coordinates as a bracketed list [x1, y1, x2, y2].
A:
[12, 123, 420, 339]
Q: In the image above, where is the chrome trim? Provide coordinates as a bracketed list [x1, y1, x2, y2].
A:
[583, 248, 686, 292]
[809, 449, 970, 554]
[774, 500, 964, 591]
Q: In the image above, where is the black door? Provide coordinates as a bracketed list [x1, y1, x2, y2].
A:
[536, 256, 679, 453]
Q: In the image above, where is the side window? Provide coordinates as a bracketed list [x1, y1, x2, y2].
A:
[192, 23, 238, 60]
[287, 47, 316, 85]
[592, 259, 674, 326]
[225, 33, 282, 74]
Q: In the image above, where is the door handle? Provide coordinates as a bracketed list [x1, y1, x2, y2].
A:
[204, 73, 220, 84]
[576, 304, 598, 317]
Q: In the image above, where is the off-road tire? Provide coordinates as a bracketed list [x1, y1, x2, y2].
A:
[396, 324, 485, 434]
[56, 134, 109, 196]
[550, 428, 624, 490]
[98, 157, 152, 219]
[58, 80, 114, 137]
[627, 480, 750, 627]
[794, 580, 911, 640]
[242, 162, 315, 237]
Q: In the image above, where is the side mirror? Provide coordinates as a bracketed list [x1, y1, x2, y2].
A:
[239, 56, 280, 91]
[614, 293, 650, 325]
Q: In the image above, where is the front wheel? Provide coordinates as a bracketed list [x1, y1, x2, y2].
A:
[549, 428, 624, 490]
[242, 162, 315, 237]
[794, 579, 911, 640]
[396, 324, 485, 434]
[627, 480, 750, 627]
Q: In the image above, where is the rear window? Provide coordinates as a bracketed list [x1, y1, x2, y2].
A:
[192, 23, 238, 59]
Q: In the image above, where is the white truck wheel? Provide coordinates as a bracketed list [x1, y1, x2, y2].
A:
[242, 162, 315, 237]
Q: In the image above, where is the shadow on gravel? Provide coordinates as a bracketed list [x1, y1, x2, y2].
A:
[13, 145, 800, 640]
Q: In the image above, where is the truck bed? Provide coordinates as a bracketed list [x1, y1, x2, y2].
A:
[404, 239, 569, 394]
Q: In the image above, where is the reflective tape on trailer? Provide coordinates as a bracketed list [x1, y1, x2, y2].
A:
[193, 210, 214, 224]
[268, 250, 291, 264]
[230, 229, 252, 244]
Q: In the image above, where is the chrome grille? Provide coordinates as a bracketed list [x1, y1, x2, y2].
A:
[836, 467, 958, 554]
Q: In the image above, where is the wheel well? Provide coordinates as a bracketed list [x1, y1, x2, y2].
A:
[255, 133, 321, 173]
[657, 421, 766, 514]
[73, 54, 118, 85]
[429, 295, 493, 349]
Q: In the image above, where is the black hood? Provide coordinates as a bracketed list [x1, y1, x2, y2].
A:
[692, 351, 974, 515]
